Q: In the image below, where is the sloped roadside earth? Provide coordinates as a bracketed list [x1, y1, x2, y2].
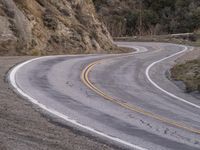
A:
[171, 48, 200, 93]
[0, 56, 120, 150]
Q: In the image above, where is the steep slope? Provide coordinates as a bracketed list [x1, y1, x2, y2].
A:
[0, 0, 115, 55]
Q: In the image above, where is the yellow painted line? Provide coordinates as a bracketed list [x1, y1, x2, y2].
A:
[81, 56, 200, 135]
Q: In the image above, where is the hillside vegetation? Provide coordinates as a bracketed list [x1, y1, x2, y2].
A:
[0, 0, 116, 56]
[93, 0, 200, 37]
[1, 0, 199, 55]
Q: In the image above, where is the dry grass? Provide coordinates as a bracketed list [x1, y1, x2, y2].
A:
[171, 59, 200, 93]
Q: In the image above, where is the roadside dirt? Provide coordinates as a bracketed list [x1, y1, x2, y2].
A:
[175, 47, 200, 64]
[0, 56, 121, 150]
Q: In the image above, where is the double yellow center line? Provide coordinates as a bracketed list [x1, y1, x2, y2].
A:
[81, 56, 200, 135]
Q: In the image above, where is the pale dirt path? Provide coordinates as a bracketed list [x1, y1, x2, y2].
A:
[175, 47, 200, 63]
[0, 56, 120, 150]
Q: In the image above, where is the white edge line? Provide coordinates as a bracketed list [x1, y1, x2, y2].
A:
[145, 45, 200, 109]
[8, 56, 148, 150]
[116, 44, 148, 54]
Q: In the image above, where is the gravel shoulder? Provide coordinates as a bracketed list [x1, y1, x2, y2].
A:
[0, 56, 119, 150]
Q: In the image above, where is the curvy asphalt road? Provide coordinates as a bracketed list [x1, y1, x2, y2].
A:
[9, 42, 200, 150]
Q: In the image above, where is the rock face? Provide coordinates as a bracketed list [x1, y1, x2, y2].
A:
[0, 0, 115, 55]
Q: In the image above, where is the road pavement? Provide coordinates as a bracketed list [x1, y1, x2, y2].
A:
[9, 42, 200, 150]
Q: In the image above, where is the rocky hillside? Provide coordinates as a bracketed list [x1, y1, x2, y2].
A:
[0, 0, 115, 56]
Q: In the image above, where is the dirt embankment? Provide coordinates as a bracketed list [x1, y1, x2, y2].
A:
[0, 56, 122, 150]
